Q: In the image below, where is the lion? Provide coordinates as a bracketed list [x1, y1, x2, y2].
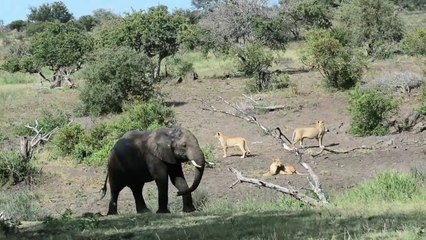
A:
[263, 159, 307, 176]
[292, 120, 328, 148]
[215, 132, 251, 158]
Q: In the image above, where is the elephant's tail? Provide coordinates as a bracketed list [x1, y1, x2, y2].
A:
[100, 172, 109, 200]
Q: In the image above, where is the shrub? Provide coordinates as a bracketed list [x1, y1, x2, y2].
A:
[302, 29, 367, 90]
[244, 74, 291, 93]
[79, 47, 156, 116]
[52, 124, 85, 156]
[348, 87, 400, 136]
[54, 100, 175, 166]
[232, 43, 275, 76]
[418, 84, 426, 115]
[0, 152, 38, 184]
[337, 171, 420, 204]
[167, 57, 193, 78]
[16, 108, 70, 136]
[401, 28, 426, 56]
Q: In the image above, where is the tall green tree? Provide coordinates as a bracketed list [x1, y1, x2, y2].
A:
[129, 6, 188, 77]
[27, 1, 73, 23]
[339, 0, 404, 58]
[3, 22, 93, 88]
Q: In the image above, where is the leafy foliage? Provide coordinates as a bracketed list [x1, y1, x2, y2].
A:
[401, 28, 426, 56]
[418, 84, 426, 116]
[287, 0, 333, 39]
[302, 29, 366, 89]
[348, 87, 400, 136]
[167, 57, 194, 78]
[79, 47, 156, 116]
[30, 22, 93, 71]
[232, 43, 275, 76]
[389, 0, 426, 10]
[54, 101, 175, 166]
[27, 1, 73, 23]
[77, 15, 98, 31]
[7, 20, 27, 32]
[0, 152, 38, 185]
[250, 15, 291, 49]
[339, 0, 404, 58]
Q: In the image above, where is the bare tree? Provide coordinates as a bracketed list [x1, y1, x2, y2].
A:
[200, 0, 273, 46]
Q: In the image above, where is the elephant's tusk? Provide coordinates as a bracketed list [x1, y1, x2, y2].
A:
[191, 160, 202, 168]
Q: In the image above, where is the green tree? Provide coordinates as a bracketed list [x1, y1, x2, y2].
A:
[79, 47, 156, 115]
[339, 0, 404, 58]
[27, 1, 73, 23]
[127, 6, 188, 78]
[94, 6, 188, 78]
[77, 15, 98, 31]
[287, 0, 333, 39]
[301, 29, 366, 90]
[7, 20, 27, 31]
[2, 22, 93, 88]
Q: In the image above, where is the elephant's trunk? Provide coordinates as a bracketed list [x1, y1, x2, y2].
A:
[177, 155, 205, 196]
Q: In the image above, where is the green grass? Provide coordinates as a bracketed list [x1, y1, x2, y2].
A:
[7, 203, 426, 240]
[0, 191, 44, 221]
[177, 51, 236, 78]
[401, 11, 426, 32]
[0, 70, 36, 85]
[6, 170, 425, 239]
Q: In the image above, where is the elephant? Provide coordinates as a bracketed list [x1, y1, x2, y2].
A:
[100, 127, 205, 215]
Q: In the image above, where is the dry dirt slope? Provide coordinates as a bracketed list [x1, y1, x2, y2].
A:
[31, 73, 426, 217]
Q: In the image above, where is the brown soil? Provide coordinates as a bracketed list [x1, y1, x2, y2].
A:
[5, 73, 426, 217]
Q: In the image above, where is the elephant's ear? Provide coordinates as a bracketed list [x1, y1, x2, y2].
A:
[147, 131, 177, 164]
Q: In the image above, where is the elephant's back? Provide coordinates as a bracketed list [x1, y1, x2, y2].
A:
[108, 138, 150, 179]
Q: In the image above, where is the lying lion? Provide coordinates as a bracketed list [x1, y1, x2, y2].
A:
[263, 158, 307, 176]
[215, 132, 251, 158]
[292, 120, 328, 148]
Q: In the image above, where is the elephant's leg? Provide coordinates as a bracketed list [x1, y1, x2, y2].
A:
[154, 171, 170, 214]
[130, 184, 150, 214]
[170, 167, 196, 212]
[107, 181, 124, 215]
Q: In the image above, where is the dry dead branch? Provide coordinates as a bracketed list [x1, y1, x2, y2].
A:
[21, 120, 58, 161]
[228, 167, 325, 207]
[309, 146, 373, 157]
[202, 96, 329, 205]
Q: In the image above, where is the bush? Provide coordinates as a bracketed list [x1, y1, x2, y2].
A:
[0, 152, 38, 184]
[79, 47, 156, 116]
[54, 100, 175, 166]
[52, 124, 85, 156]
[16, 108, 70, 136]
[167, 57, 193, 78]
[348, 87, 400, 136]
[418, 84, 426, 115]
[244, 74, 291, 93]
[201, 144, 215, 166]
[401, 28, 426, 56]
[232, 43, 275, 76]
[302, 29, 367, 90]
[337, 171, 421, 204]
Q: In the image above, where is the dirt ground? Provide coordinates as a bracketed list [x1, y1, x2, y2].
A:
[5, 72, 426, 218]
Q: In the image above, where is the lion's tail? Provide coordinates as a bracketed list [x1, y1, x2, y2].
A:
[100, 172, 109, 200]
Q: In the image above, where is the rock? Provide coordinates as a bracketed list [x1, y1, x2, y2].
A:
[384, 139, 394, 146]
[413, 122, 426, 133]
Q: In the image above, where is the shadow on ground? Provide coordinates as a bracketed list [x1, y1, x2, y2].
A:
[7, 209, 426, 240]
